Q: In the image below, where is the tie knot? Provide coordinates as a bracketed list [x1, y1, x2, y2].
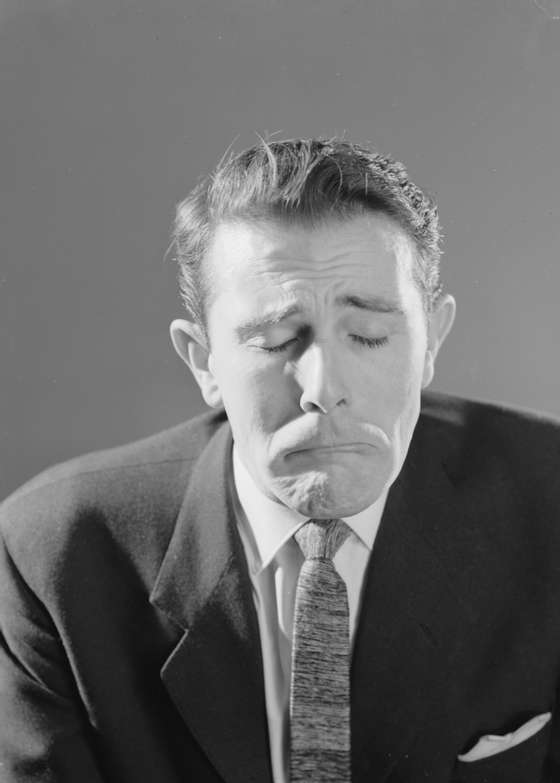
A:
[294, 518, 351, 560]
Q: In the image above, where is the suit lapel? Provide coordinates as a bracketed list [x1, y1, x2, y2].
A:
[351, 412, 481, 783]
[150, 422, 273, 783]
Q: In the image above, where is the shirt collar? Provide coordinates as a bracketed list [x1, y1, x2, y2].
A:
[232, 445, 388, 574]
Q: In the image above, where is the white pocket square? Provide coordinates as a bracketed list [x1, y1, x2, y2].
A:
[458, 712, 552, 762]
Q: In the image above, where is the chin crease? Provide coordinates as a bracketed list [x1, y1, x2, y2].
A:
[273, 472, 383, 518]
[286, 485, 343, 519]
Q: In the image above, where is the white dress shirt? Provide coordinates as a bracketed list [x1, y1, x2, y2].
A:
[231, 446, 388, 783]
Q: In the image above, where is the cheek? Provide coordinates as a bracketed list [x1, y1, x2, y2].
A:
[213, 354, 293, 435]
[359, 339, 427, 417]
[250, 366, 296, 431]
[381, 345, 424, 385]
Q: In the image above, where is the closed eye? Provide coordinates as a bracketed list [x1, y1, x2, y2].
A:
[260, 334, 388, 353]
[260, 337, 299, 353]
[350, 335, 388, 349]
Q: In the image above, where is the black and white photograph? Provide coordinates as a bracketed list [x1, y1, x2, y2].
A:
[1, 1, 560, 781]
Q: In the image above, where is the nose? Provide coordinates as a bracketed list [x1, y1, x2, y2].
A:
[297, 342, 349, 414]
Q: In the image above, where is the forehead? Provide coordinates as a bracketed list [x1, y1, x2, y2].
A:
[204, 213, 417, 310]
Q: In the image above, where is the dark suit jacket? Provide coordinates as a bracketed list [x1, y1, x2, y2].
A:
[1, 391, 560, 783]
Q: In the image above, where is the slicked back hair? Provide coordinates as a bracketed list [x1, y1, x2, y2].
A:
[172, 138, 443, 332]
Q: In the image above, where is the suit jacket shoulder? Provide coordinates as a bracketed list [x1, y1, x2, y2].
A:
[419, 390, 560, 484]
[414, 391, 560, 616]
[0, 408, 229, 602]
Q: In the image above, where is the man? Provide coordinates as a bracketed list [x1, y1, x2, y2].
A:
[1, 138, 559, 782]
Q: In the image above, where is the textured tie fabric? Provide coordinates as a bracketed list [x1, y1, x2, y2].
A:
[289, 518, 352, 783]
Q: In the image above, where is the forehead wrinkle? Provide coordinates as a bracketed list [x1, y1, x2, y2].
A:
[253, 242, 396, 271]
[245, 254, 382, 288]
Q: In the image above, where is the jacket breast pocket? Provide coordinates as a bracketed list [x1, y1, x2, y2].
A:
[451, 720, 552, 783]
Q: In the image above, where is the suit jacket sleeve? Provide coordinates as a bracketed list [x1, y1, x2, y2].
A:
[0, 527, 105, 783]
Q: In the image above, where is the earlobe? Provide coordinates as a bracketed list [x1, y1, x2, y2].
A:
[422, 352, 436, 388]
[421, 294, 456, 389]
[169, 319, 223, 408]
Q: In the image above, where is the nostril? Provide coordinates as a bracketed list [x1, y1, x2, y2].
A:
[300, 398, 328, 415]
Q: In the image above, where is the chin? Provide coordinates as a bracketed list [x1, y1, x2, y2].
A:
[273, 469, 386, 519]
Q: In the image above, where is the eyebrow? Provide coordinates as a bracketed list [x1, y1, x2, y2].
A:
[235, 295, 403, 339]
[235, 304, 301, 340]
[336, 294, 404, 315]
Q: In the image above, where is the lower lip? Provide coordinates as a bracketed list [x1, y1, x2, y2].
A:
[288, 444, 372, 458]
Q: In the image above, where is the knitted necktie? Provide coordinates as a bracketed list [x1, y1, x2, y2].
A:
[289, 518, 352, 783]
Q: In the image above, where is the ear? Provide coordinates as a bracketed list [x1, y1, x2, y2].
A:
[169, 318, 223, 408]
[422, 294, 456, 388]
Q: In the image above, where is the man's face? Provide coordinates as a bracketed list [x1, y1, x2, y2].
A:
[174, 213, 454, 518]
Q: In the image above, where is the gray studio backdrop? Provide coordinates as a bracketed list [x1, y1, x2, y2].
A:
[1, 0, 560, 500]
